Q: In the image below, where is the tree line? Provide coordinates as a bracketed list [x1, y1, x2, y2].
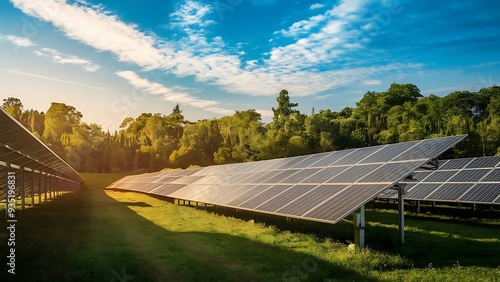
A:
[2, 83, 499, 173]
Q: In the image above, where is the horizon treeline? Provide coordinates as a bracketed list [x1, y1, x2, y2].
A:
[2, 83, 499, 173]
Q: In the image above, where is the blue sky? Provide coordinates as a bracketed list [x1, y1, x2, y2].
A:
[1, 0, 499, 131]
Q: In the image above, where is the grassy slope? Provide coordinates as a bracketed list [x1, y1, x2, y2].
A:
[0, 173, 498, 281]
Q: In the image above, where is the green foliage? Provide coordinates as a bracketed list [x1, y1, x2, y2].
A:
[4, 84, 500, 172]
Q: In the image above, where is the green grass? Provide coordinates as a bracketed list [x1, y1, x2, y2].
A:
[0, 173, 499, 281]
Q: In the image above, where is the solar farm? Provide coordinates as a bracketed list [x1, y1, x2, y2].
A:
[1, 107, 499, 281]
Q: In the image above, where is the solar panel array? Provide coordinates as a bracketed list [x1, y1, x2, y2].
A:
[107, 135, 466, 224]
[377, 156, 500, 205]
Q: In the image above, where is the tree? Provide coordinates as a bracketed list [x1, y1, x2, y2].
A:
[271, 89, 298, 128]
[2, 97, 24, 120]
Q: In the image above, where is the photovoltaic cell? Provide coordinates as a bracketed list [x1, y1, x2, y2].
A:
[308, 150, 354, 167]
[333, 146, 383, 165]
[425, 183, 473, 201]
[326, 164, 381, 183]
[301, 166, 349, 183]
[304, 184, 388, 223]
[246, 171, 279, 184]
[358, 161, 423, 183]
[422, 171, 457, 182]
[256, 184, 318, 212]
[482, 169, 500, 182]
[360, 141, 417, 163]
[275, 185, 348, 217]
[275, 156, 310, 169]
[438, 158, 473, 170]
[262, 169, 301, 183]
[226, 185, 273, 207]
[289, 152, 330, 168]
[465, 156, 500, 168]
[447, 169, 489, 182]
[459, 183, 500, 203]
[239, 185, 293, 209]
[279, 168, 322, 184]
[405, 183, 442, 200]
[215, 185, 257, 205]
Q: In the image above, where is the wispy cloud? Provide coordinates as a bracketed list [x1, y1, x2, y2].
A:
[310, 3, 325, 10]
[0, 34, 35, 47]
[34, 48, 100, 72]
[116, 71, 233, 115]
[11, 0, 416, 99]
[0, 68, 109, 91]
[363, 79, 382, 85]
[170, 1, 215, 28]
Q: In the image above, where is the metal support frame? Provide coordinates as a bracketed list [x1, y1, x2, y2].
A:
[353, 204, 366, 248]
[416, 200, 421, 213]
[44, 173, 47, 201]
[31, 170, 35, 207]
[38, 172, 42, 204]
[397, 184, 405, 245]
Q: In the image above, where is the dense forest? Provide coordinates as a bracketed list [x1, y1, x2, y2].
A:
[3, 83, 499, 173]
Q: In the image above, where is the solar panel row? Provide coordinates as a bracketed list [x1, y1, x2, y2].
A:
[106, 135, 466, 223]
[378, 156, 500, 205]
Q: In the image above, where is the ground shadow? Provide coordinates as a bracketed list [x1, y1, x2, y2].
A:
[0, 174, 375, 282]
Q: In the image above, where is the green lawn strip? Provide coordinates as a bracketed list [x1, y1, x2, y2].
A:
[1, 172, 499, 281]
[364, 210, 500, 268]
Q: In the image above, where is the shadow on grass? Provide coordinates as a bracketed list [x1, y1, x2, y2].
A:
[183, 202, 500, 270]
[363, 211, 500, 268]
[0, 173, 372, 282]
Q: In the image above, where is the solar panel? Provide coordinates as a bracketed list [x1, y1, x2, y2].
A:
[405, 183, 442, 199]
[289, 152, 330, 168]
[278, 168, 323, 184]
[226, 185, 274, 207]
[482, 169, 500, 182]
[262, 169, 301, 183]
[308, 150, 354, 167]
[425, 183, 473, 201]
[465, 156, 500, 168]
[106, 135, 468, 225]
[357, 161, 423, 183]
[360, 141, 418, 163]
[439, 158, 473, 169]
[303, 184, 388, 223]
[255, 184, 318, 212]
[301, 166, 349, 183]
[422, 171, 457, 182]
[239, 185, 293, 210]
[459, 183, 500, 203]
[447, 169, 489, 182]
[332, 146, 383, 165]
[275, 185, 349, 217]
[326, 164, 380, 183]
[378, 155, 500, 205]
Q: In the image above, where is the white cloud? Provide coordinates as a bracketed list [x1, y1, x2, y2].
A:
[0, 34, 35, 47]
[310, 3, 325, 10]
[363, 79, 382, 85]
[0, 68, 109, 91]
[34, 48, 100, 72]
[11, 0, 418, 100]
[170, 1, 215, 28]
[116, 71, 233, 115]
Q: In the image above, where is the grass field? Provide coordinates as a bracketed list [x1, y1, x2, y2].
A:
[1, 173, 499, 281]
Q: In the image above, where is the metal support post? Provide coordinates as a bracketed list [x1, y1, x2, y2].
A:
[398, 185, 405, 245]
[31, 170, 35, 207]
[353, 204, 366, 249]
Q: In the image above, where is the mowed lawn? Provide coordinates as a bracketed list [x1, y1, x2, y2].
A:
[0, 173, 498, 281]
